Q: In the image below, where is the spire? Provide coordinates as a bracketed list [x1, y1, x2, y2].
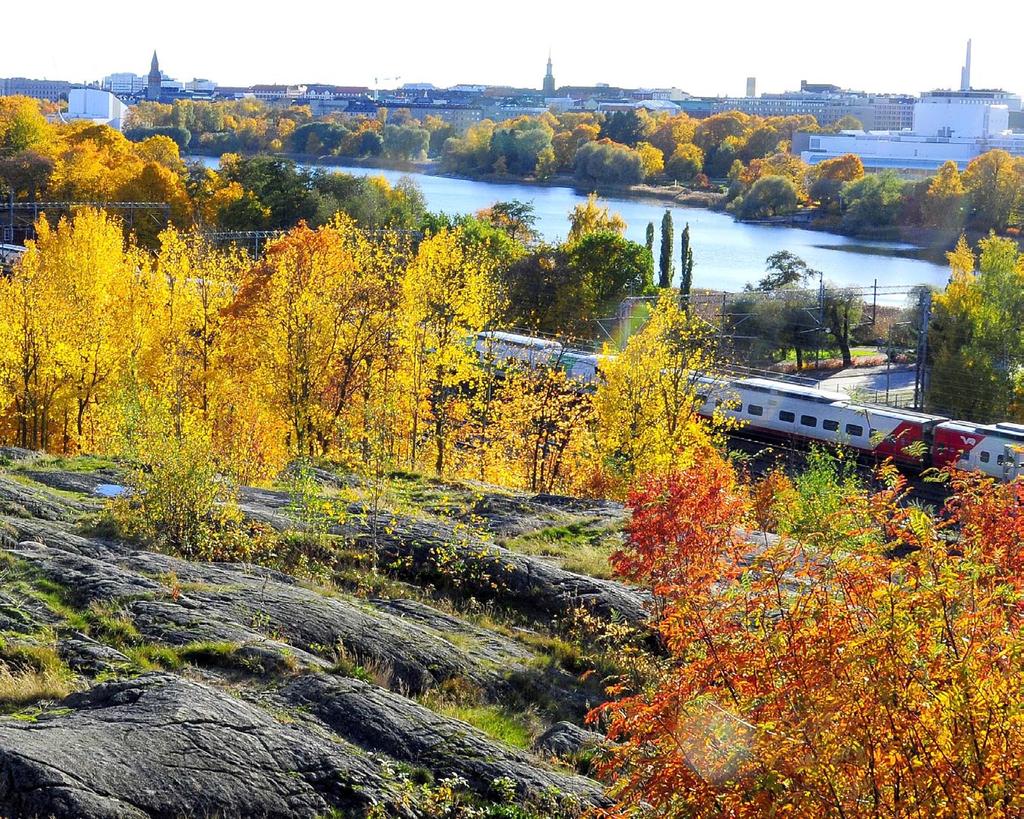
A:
[147, 51, 162, 101]
[543, 51, 555, 97]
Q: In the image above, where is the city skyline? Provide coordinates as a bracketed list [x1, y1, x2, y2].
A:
[4, 0, 1021, 97]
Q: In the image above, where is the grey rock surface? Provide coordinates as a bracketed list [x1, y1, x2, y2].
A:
[0, 673, 405, 818]
[0, 466, 621, 817]
[534, 720, 607, 758]
[282, 673, 607, 807]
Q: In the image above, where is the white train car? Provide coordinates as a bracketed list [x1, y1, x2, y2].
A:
[559, 350, 605, 384]
[474, 331, 563, 367]
[933, 420, 1024, 480]
[699, 377, 943, 468]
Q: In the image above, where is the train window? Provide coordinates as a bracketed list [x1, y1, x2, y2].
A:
[823, 419, 839, 432]
[747, 404, 764, 416]
[696, 393, 708, 404]
[845, 423, 864, 437]
[779, 410, 795, 422]
[980, 451, 990, 463]
[801, 415, 817, 428]
[997, 454, 1005, 466]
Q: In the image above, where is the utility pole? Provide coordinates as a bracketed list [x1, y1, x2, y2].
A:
[816, 270, 825, 369]
[913, 289, 932, 410]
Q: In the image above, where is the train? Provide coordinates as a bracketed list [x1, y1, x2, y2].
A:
[474, 330, 1024, 483]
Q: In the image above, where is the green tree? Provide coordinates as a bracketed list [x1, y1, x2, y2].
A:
[735, 175, 799, 219]
[574, 141, 644, 186]
[658, 210, 674, 288]
[840, 172, 905, 232]
[490, 118, 554, 176]
[483, 200, 537, 243]
[824, 288, 864, 367]
[928, 236, 1024, 421]
[383, 124, 430, 160]
[679, 222, 694, 308]
[754, 250, 818, 291]
[569, 230, 653, 308]
[646, 221, 656, 282]
[0, 96, 49, 157]
[599, 110, 650, 146]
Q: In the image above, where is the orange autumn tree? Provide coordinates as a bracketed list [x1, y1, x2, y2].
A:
[591, 458, 1024, 818]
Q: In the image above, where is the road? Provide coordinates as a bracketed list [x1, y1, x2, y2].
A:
[815, 364, 917, 405]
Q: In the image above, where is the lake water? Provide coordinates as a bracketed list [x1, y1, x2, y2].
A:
[195, 157, 950, 300]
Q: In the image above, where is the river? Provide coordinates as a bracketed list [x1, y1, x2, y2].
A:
[194, 157, 950, 299]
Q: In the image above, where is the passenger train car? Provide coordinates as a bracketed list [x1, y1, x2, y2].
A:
[697, 377, 947, 469]
[474, 332, 606, 384]
[473, 330, 1024, 482]
[932, 420, 1024, 480]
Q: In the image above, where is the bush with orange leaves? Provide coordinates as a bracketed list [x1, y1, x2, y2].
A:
[589, 456, 1024, 818]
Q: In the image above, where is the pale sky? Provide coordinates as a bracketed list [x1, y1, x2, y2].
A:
[4, 0, 1021, 98]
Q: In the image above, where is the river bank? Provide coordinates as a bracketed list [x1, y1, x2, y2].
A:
[228, 153, 730, 211]
[189, 154, 952, 295]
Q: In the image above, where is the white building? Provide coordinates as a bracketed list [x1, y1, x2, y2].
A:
[66, 88, 129, 131]
[798, 90, 1024, 173]
[797, 44, 1024, 173]
[102, 72, 145, 96]
[185, 78, 217, 93]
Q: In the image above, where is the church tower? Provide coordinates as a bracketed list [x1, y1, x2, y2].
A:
[542, 53, 555, 97]
[147, 51, 162, 101]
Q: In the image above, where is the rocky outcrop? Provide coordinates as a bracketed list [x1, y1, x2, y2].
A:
[534, 720, 607, 758]
[0, 475, 90, 522]
[234, 483, 647, 626]
[282, 673, 607, 807]
[353, 514, 650, 625]
[0, 464, 624, 817]
[5, 537, 534, 695]
[0, 673, 406, 818]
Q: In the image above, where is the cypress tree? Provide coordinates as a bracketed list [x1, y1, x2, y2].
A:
[679, 222, 694, 308]
[658, 210, 674, 288]
[645, 221, 655, 282]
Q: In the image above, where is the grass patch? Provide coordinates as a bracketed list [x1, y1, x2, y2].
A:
[503, 521, 618, 579]
[431, 702, 537, 749]
[0, 634, 75, 708]
[126, 644, 184, 671]
[24, 454, 118, 473]
[419, 675, 541, 749]
[126, 640, 249, 673]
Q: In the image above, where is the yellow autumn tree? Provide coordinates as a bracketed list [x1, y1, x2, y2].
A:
[139, 229, 243, 431]
[481, 364, 592, 493]
[399, 228, 502, 475]
[923, 160, 967, 229]
[589, 292, 721, 496]
[566, 193, 627, 244]
[0, 209, 147, 451]
[225, 216, 403, 462]
[635, 141, 665, 181]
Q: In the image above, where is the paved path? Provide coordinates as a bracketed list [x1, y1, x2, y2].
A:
[817, 364, 916, 400]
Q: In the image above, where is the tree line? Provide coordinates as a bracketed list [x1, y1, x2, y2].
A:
[0, 205, 713, 498]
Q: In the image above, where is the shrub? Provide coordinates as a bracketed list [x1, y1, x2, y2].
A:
[592, 459, 1024, 817]
[112, 401, 243, 559]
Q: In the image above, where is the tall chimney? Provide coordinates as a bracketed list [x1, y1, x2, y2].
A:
[960, 39, 972, 91]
